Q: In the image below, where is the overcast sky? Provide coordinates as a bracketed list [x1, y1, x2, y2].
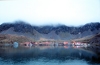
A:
[0, 0, 100, 26]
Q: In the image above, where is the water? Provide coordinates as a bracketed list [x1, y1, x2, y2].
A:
[0, 45, 100, 65]
[0, 59, 89, 65]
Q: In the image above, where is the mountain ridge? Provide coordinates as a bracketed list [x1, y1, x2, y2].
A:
[0, 21, 100, 40]
[0, 21, 100, 34]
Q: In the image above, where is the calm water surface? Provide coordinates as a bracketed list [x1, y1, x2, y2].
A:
[0, 45, 100, 65]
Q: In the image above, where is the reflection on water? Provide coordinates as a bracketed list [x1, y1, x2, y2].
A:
[0, 58, 89, 65]
[0, 45, 100, 65]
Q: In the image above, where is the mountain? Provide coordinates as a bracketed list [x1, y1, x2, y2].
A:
[0, 21, 100, 41]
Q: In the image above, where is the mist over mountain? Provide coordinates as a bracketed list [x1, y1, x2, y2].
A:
[0, 21, 100, 40]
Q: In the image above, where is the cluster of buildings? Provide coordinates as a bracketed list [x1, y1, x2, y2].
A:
[21, 41, 90, 48]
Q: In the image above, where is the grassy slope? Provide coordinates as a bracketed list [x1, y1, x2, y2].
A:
[0, 34, 33, 44]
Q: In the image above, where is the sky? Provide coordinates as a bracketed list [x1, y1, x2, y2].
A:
[0, 0, 100, 26]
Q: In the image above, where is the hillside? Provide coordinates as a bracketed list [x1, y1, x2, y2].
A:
[89, 33, 100, 45]
[0, 34, 33, 44]
[73, 33, 100, 45]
